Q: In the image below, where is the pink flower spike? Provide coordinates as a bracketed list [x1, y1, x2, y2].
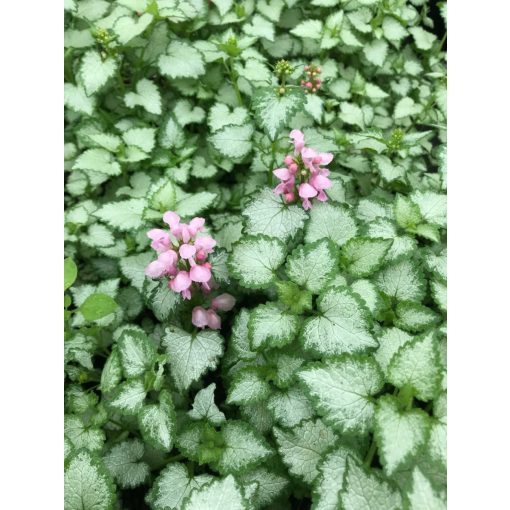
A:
[207, 309, 221, 330]
[163, 211, 180, 227]
[147, 229, 171, 253]
[195, 236, 216, 253]
[192, 306, 209, 328]
[179, 244, 197, 260]
[145, 260, 166, 278]
[274, 167, 291, 181]
[290, 129, 305, 153]
[211, 293, 236, 312]
[170, 271, 192, 293]
[190, 264, 212, 283]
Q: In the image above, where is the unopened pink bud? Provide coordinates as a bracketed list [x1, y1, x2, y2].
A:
[284, 155, 294, 166]
[289, 163, 298, 173]
[192, 306, 209, 328]
[306, 82, 312, 88]
[207, 309, 221, 330]
[304, 65, 309, 71]
[284, 192, 296, 203]
[211, 293, 236, 311]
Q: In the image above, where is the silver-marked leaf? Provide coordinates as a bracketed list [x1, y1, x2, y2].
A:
[252, 87, 306, 140]
[341, 237, 392, 277]
[395, 301, 439, 333]
[182, 475, 248, 510]
[189, 383, 226, 425]
[125, 78, 162, 114]
[64, 450, 115, 510]
[305, 202, 358, 247]
[117, 329, 156, 378]
[374, 327, 413, 376]
[375, 258, 426, 302]
[299, 355, 384, 434]
[228, 235, 286, 289]
[162, 326, 224, 392]
[285, 239, 338, 293]
[209, 124, 254, 159]
[79, 50, 117, 95]
[103, 439, 150, 489]
[114, 13, 153, 44]
[65, 414, 105, 452]
[138, 391, 176, 452]
[237, 467, 289, 509]
[243, 188, 307, 242]
[248, 303, 300, 350]
[267, 387, 314, 428]
[94, 199, 146, 231]
[159, 41, 205, 79]
[407, 468, 446, 510]
[301, 286, 377, 355]
[227, 368, 272, 406]
[275, 419, 337, 484]
[109, 379, 147, 415]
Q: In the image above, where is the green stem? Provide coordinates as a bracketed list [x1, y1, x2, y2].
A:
[364, 437, 377, 467]
[227, 58, 243, 106]
[268, 141, 277, 186]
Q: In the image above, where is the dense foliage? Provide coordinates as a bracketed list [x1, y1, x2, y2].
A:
[64, 0, 447, 508]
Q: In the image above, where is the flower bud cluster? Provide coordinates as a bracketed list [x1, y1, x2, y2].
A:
[273, 130, 334, 210]
[300, 64, 322, 94]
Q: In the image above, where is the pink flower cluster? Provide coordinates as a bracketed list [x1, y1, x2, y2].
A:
[273, 130, 333, 210]
[300, 64, 321, 94]
[145, 212, 236, 330]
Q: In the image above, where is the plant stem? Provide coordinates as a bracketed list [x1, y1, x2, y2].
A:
[268, 140, 277, 186]
[227, 58, 243, 106]
[364, 437, 377, 467]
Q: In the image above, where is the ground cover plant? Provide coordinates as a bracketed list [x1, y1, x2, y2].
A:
[64, 0, 446, 508]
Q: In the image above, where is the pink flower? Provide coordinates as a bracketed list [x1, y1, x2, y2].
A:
[147, 229, 171, 252]
[206, 309, 221, 329]
[145, 260, 166, 278]
[274, 167, 292, 181]
[299, 183, 318, 210]
[284, 192, 296, 203]
[192, 306, 209, 329]
[211, 293, 236, 312]
[195, 236, 216, 261]
[179, 244, 196, 260]
[290, 129, 305, 154]
[169, 271, 192, 297]
[158, 250, 178, 275]
[284, 155, 294, 166]
[190, 264, 212, 283]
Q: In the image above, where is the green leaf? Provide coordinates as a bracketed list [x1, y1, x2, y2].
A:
[117, 329, 157, 378]
[94, 198, 146, 231]
[64, 450, 115, 510]
[120, 252, 154, 292]
[363, 39, 388, 66]
[162, 326, 224, 392]
[285, 239, 338, 293]
[227, 368, 272, 405]
[388, 332, 440, 401]
[209, 123, 254, 159]
[79, 293, 117, 321]
[431, 278, 447, 312]
[64, 258, 78, 291]
[147, 463, 213, 510]
[394, 194, 422, 230]
[211, 0, 234, 16]
[109, 378, 147, 415]
[159, 41, 205, 79]
[275, 281, 313, 315]
[394, 97, 422, 119]
[375, 396, 430, 475]
[65, 415, 105, 452]
[79, 50, 117, 95]
[301, 286, 377, 355]
[217, 421, 273, 474]
[305, 202, 358, 247]
[410, 191, 447, 228]
[274, 419, 337, 484]
[228, 235, 286, 289]
[375, 258, 426, 302]
[74, 148, 121, 176]
[114, 13, 153, 44]
[242, 188, 307, 242]
[182, 475, 249, 510]
[125, 78, 162, 114]
[103, 439, 150, 489]
[248, 304, 300, 350]
[299, 355, 384, 434]
[208, 103, 249, 132]
[339, 102, 365, 129]
[290, 20, 323, 39]
[189, 383, 226, 425]
[267, 387, 314, 428]
[382, 16, 407, 42]
[395, 301, 439, 333]
[340, 456, 403, 510]
[252, 87, 306, 140]
[407, 468, 446, 510]
[341, 237, 392, 277]
[64, 83, 96, 115]
[243, 14, 275, 41]
[138, 392, 176, 451]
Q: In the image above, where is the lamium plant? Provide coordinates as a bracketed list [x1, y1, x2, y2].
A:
[64, 0, 447, 509]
